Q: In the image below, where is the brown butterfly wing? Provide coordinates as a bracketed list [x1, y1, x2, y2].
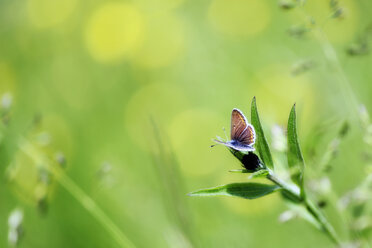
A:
[238, 124, 255, 145]
[230, 109, 248, 140]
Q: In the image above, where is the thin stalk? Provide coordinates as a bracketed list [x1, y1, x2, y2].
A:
[267, 171, 341, 246]
[291, 6, 363, 244]
[266, 170, 300, 200]
[150, 119, 198, 247]
[304, 197, 341, 245]
[295, 6, 360, 119]
[312, 28, 360, 117]
[19, 138, 136, 248]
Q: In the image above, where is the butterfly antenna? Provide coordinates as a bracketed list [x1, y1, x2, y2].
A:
[222, 127, 228, 140]
[211, 138, 222, 148]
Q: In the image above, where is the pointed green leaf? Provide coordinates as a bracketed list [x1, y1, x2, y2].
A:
[229, 169, 251, 173]
[280, 189, 302, 204]
[188, 182, 280, 199]
[249, 169, 269, 179]
[287, 104, 305, 189]
[251, 97, 274, 169]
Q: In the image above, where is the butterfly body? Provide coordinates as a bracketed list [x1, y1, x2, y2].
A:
[215, 108, 256, 152]
[219, 139, 255, 152]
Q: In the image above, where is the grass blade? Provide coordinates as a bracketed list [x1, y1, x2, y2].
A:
[251, 97, 274, 169]
[189, 182, 279, 199]
[287, 104, 305, 191]
[19, 138, 137, 248]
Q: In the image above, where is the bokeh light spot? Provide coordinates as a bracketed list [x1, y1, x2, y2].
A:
[169, 109, 229, 177]
[85, 3, 144, 63]
[253, 64, 315, 129]
[28, 0, 77, 28]
[125, 82, 190, 153]
[208, 0, 271, 38]
[29, 113, 74, 159]
[7, 150, 41, 205]
[136, 0, 184, 12]
[133, 13, 185, 68]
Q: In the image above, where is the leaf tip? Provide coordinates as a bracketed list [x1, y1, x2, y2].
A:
[291, 103, 297, 114]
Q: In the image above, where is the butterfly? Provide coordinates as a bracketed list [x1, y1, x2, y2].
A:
[214, 108, 256, 151]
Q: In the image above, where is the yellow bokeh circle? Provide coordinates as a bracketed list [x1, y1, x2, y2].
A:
[252, 64, 315, 129]
[85, 3, 144, 63]
[208, 0, 271, 38]
[136, 0, 184, 12]
[7, 150, 42, 205]
[28, 0, 77, 28]
[133, 13, 185, 68]
[125, 82, 190, 153]
[168, 109, 231, 177]
[28, 113, 74, 159]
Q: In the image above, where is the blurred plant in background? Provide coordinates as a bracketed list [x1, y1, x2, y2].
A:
[1, 0, 372, 247]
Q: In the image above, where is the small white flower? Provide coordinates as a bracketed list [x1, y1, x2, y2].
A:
[8, 208, 23, 246]
[279, 210, 296, 223]
[271, 124, 287, 152]
[1, 92, 12, 110]
[8, 209, 23, 229]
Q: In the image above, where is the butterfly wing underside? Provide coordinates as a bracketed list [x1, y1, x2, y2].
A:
[231, 109, 255, 146]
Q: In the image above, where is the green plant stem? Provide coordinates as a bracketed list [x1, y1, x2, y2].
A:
[19, 138, 136, 248]
[266, 171, 300, 201]
[304, 198, 341, 245]
[294, 6, 360, 119]
[267, 171, 341, 246]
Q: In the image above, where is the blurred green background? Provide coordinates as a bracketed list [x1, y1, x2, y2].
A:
[1, 0, 372, 247]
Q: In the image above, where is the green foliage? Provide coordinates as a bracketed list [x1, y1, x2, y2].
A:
[287, 104, 305, 192]
[280, 189, 302, 204]
[2, 0, 372, 247]
[190, 98, 344, 245]
[249, 169, 269, 179]
[229, 169, 251, 173]
[251, 97, 274, 169]
[189, 182, 280, 199]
